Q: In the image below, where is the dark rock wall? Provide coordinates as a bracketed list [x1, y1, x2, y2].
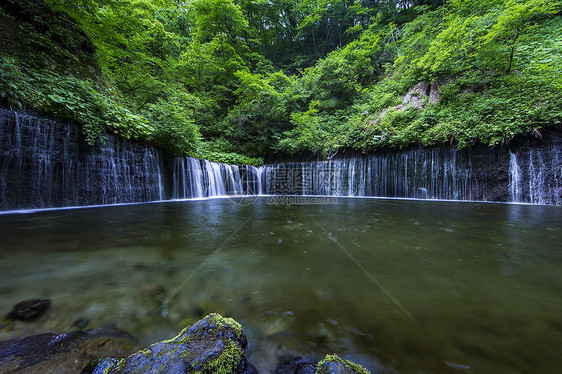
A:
[0, 108, 164, 211]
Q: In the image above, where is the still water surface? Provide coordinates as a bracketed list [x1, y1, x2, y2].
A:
[0, 198, 561, 373]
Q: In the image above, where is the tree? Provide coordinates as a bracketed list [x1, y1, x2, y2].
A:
[483, 0, 560, 73]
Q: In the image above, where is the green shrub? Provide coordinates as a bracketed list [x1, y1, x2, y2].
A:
[0, 57, 32, 109]
[199, 150, 263, 166]
[145, 96, 201, 156]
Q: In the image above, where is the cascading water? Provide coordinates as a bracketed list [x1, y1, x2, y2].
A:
[171, 157, 262, 199]
[0, 109, 164, 210]
[1, 107, 561, 210]
[172, 157, 203, 199]
[260, 148, 502, 201]
[509, 152, 523, 202]
[508, 145, 562, 205]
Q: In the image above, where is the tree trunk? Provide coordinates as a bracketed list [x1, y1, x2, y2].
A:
[506, 29, 521, 74]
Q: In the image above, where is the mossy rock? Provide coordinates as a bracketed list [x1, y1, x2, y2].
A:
[83, 313, 251, 374]
[315, 354, 370, 374]
[274, 353, 370, 374]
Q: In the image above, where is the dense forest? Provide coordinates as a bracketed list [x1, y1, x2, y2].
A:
[1, 0, 561, 165]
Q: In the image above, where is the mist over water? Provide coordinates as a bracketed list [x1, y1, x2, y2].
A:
[1, 198, 560, 373]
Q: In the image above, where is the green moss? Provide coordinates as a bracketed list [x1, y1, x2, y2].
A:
[316, 354, 370, 374]
[200, 340, 243, 374]
[81, 357, 123, 374]
[195, 314, 244, 373]
[208, 313, 243, 337]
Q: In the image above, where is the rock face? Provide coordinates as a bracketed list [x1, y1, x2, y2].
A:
[83, 314, 253, 374]
[0, 328, 140, 374]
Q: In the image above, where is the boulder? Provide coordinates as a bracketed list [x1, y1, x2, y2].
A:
[0, 327, 140, 374]
[83, 313, 255, 374]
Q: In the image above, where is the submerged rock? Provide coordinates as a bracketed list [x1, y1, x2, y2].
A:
[83, 313, 254, 374]
[275, 354, 370, 374]
[274, 355, 317, 374]
[6, 299, 51, 321]
[73, 317, 90, 329]
[316, 354, 370, 374]
[0, 327, 139, 374]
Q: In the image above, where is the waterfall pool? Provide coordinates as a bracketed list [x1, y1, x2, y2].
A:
[0, 197, 561, 373]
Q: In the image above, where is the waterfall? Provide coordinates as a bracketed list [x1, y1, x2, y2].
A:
[171, 157, 262, 199]
[241, 165, 262, 196]
[259, 148, 498, 201]
[510, 152, 522, 203]
[0, 109, 164, 210]
[2, 107, 561, 210]
[172, 157, 203, 199]
[508, 146, 562, 205]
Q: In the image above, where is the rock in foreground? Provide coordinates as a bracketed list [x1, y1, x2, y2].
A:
[83, 313, 253, 374]
[0, 327, 139, 374]
[83, 314, 370, 374]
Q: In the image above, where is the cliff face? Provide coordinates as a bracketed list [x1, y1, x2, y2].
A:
[1, 107, 561, 211]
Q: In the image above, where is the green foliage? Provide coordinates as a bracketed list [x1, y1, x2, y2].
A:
[219, 70, 293, 156]
[0, 57, 31, 109]
[278, 101, 349, 157]
[37, 70, 153, 144]
[0, 54, 154, 144]
[415, 0, 561, 78]
[145, 95, 201, 156]
[200, 150, 263, 166]
[3, 0, 562, 162]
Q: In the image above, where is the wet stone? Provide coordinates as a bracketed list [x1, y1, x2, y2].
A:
[316, 354, 370, 374]
[275, 354, 370, 374]
[83, 313, 252, 374]
[275, 355, 314, 374]
[6, 299, 51, 321]
[0, 327, 140, 374]
[73, 318, 90, 329]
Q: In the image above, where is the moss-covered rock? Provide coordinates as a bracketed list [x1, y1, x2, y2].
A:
[83, 313, 252, 374]
[273, 353, 370, 374]
[315, 354, 370, 374]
